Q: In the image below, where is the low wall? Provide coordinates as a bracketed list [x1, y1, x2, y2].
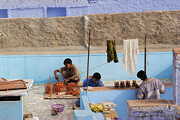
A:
[0, 52, 172, 84]
[75, 87, 173, 120]
[0, 11, 180, 49]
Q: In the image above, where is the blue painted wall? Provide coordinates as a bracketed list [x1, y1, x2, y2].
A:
[0, 9, 8, 18]
[67, 0, 180, 16]
[0, 52, 173, 84]
[0, 99, 23, 120]
[1, 0, 180, 18]
[77, 87, 173, 120]
[8, 8, 45, 18]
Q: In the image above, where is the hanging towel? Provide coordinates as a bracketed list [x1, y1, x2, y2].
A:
[123, 39, 139, 74]
[107, 40, 118, 63]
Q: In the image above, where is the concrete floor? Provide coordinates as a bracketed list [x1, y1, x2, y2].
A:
[24, 85, 78, 120]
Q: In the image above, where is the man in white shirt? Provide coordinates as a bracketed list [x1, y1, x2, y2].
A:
[137, 70, 165, 99]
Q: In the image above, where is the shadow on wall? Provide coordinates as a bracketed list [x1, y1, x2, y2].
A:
[154, 65, 173, 81]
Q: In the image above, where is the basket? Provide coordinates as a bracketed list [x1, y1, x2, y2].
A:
[51, 104, 65, 113]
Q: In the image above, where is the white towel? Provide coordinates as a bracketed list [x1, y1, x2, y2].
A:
[123, 39, 139, 75]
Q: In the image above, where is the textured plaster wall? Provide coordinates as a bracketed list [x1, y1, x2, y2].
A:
[0, 11, 179, 49]
[88, 11, 180, 47]
[0, 16, 84, 48]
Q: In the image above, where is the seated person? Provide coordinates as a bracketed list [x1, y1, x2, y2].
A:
[83, 72, 104, 87]
[136, 70, 165, 99]
[54, 58, 80, 84]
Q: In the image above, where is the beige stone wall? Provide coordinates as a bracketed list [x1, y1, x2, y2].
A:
[0, 11, 180, 51]
[88, 11, 180, 47]
[0, 17, 84, 48]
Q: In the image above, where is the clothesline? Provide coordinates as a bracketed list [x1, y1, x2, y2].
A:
[79, 62, 108, 75]
[79, 38, 150, 76]
[78, 58, 150, 76]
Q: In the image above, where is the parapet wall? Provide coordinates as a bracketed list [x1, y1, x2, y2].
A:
[0, 11, 180, 50]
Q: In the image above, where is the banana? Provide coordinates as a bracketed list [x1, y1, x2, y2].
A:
[89, 104, 104, 112]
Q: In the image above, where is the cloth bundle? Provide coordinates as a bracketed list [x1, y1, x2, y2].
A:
[123, 39, 139, 75]
[106, 40, 118, 63]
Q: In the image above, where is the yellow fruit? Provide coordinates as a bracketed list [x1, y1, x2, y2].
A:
[89, 104, 104, 112]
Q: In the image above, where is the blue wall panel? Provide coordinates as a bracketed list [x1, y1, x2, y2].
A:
[0, 52, 173, 84]
[47, 7, 66, 17]
[0, 9, 8, 18]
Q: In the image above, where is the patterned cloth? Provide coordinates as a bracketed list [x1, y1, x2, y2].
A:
[137, 78, 165, 99]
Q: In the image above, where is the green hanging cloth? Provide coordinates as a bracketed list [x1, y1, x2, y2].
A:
[106, 40, 118, 63]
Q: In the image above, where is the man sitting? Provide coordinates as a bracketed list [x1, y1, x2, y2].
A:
[136, 70, 165, 99]
[54, 58, 80, 84]
[83, 72, 104, 87]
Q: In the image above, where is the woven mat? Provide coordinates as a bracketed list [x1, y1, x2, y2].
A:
[44, 93, 79, 99]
